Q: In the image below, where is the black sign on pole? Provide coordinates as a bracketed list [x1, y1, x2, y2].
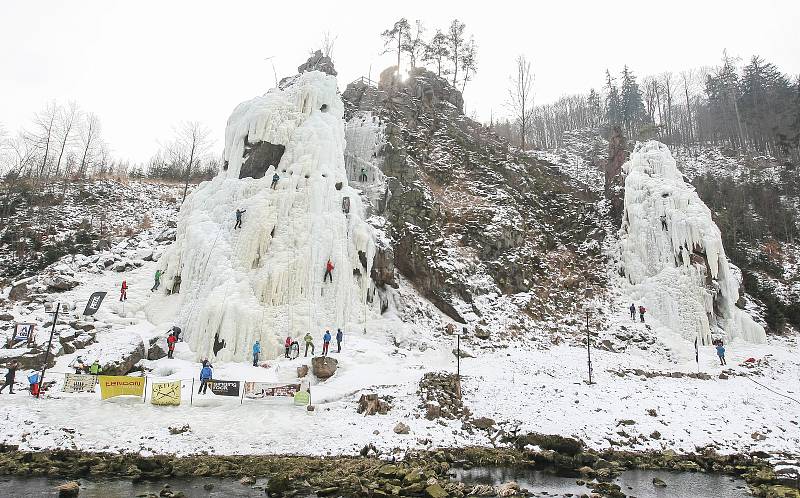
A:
[83, 292, 107, 316]
[210, 380, 240, 397]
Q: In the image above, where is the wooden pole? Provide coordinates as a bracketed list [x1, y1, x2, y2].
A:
[37, 302, 60, 398]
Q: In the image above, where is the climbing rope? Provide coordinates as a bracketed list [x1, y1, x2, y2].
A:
[744, 374, 800, 406]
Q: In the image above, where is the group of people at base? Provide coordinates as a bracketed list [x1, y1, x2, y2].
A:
[298, 328, 343, 358]
[628, 303, 647, 323]
[68, 356, 102, 375]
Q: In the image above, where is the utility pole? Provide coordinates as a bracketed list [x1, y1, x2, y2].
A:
[38, 301, 60, 398]
[586, 309, 593, 385]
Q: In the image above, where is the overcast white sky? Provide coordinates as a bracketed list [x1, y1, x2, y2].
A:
[1, 0, 798, 163]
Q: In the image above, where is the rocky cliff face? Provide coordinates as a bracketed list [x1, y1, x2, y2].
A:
[343, 68, 607, 328]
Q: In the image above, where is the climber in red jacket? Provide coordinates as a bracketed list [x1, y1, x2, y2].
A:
[324, 259, 334, 283]
[119, 280, 128, 301]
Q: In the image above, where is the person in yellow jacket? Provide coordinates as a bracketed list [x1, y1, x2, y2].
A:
[303, 333, 315, 357]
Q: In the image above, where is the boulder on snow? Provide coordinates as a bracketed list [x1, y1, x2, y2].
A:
[42, 274, 79, 292]
[311, 357, 338, 379]
[97, 333, 146, 375]
[9, 282, 29, 301]
[297, 365, 309, 378]
[147, 335, 168, 361]
[357, 393, 391, 415]
[393, 422, 410, 434]
[474, 327, 490, 340]
[0, 347, 56, 370]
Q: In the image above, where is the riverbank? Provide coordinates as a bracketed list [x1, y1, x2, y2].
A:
[1, 441, 797, 498]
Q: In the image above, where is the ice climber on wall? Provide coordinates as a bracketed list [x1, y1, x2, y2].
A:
[324, 259, 334, 282]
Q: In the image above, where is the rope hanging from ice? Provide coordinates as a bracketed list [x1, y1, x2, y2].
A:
[620, 141, 765, 344]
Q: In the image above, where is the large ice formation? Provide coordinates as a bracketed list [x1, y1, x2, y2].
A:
[154, 70, 379, 361]
[620, 141, 765, 344]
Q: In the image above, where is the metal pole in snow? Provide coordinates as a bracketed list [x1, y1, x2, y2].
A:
[586, 310, 593, 385]
[38, 302, 60, 398]
[190, 378, 195, 406]
[143, 376, 147, 403]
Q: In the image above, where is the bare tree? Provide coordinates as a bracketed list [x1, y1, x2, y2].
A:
[507, 55, 535, 150]
[28, 101, 59, 178]
[321, 31, 337, 59]
[167, 121, 212, 203]
[659, 72, 674, 138]
[459, 37, 478, 95]
[447, 19, 466, 87]
[78, 112, 102, 178]
[679, 69, 696, 144]
[53, 101, 79, 177]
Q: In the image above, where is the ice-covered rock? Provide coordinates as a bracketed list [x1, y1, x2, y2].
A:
[153, 70, 380, 361]
[620, 141, 765, 344]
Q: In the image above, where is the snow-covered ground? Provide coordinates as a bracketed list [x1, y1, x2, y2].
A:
[0, 245, 798, 463]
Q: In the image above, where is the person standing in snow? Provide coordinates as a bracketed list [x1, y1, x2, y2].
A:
[119, 280, 128, 301]
[323, 259, 334, 283]
[638, 305, 646, 323]
[284, 335, 293, 358]
[0, 361, 18, 394]
[629, 303, 636, 321]
[359, 167, 368, 182]
[271, 172, 280, 190]
[716, 341, 727, 365]
[151, 269, 162, 292]
[70, 356, 86, 374]
[304, 332, 315, 357]
[89, 360, 101, 375]
[167, 332, 177, 359]
[252, 340, 261, 366]
[322, 329, 331, 356]
[198, 363, 213, 394]
[336, 328, 343, 353]
[234, 208, 247, 229]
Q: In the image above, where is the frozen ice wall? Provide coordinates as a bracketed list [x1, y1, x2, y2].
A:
[153, 71, 379, 361]
[620, 141, 765, 344]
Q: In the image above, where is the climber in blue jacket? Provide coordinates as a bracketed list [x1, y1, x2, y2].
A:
[715, 341, 726, 366]
[198, 364, 213, 394]
[252, 340, 261, 366]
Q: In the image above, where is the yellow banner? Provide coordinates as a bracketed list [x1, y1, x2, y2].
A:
[98, 375, 145, 400]
[151, 380, 181, 406]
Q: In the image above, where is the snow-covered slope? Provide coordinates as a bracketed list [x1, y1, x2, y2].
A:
[620, 141, 765, 344]
[153, 71, 380, 361]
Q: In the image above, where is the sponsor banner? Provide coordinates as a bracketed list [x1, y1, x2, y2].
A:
[82, 292, 107, 316]
[14, 323, 35, 343]
[151, 380, 181, 406]
[63, 373, 97, 393]
[98, 375, 145, 400]
[210, 380, 240, 397]
[243, 382, 301, 399]
[293, 390, 310, 406]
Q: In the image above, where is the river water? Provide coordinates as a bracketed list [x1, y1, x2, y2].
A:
[453, 466, 752, 497]
[0, 467, 753, 497]
[0, 476, 268, 497]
